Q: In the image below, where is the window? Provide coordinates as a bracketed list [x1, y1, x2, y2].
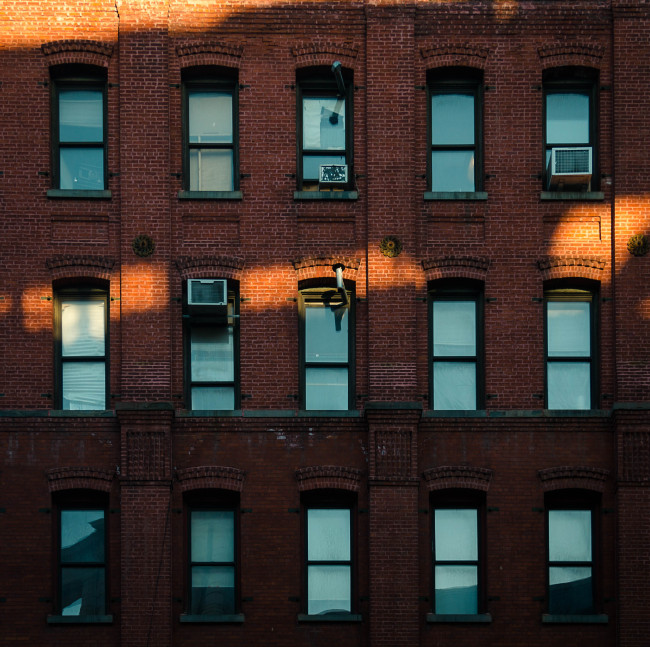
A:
[304, 492, 355, 617]
[186, 493, 239, 617]
[297, 65, 353, 192]
[182, 68, 238, 193]
[300, 284, 353, 410]
[184, 279, 239, 410]
[543, 67, 598, 192]
[51, 65, 107, 191]
[56, 496, 108, 617]
[429, 280, 483, 410]
[431, 491, 485, 616]
[55, 287, 108, 410]
[546, 491, 600, 616]
[429, 68, 482, 193]
[545, 282, 598, 410]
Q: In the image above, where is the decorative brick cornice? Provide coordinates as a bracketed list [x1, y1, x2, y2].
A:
[293, 257, 361, 282]
[538, 44, 605, 68]
[423, 466, 493, 492]
[46, 467, 115, 493]
[176, 41, 243, 69]
[46, 255, 115, 282]
[421, 44, 489, 69]
[175, 255, 245, 280]
[41, 40, 113, 68]
[296, 465, 363, 492]
[176, 466, 246, 493]
[422, 256, 490, 281]
[538, 466, 609, 492]
[292, 43, 359, 69]
[536, 256, 606, 281]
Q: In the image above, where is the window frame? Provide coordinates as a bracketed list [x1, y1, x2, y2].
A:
[50, 65, 108, 194]
[183, 490, 242, 621]
[296, 67, 354, 193]
[427, 68, 483, 195]
[545, 490, 602, 619]
[544, 281, 599, 410]
[183, 279, 240, 411]
[428, 279, 484, 411]
[298, 281, 355, 411]
[54, 285, 109, 411]
[542, 67, 599, 193]
[181, 67, 240, 196]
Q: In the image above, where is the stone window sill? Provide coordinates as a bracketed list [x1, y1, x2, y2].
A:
[540, 191, 604, 201]
[180, 613, 245, 623]
[294, 190, 358, 201]
[47, 189, 112, 199]
[427, 613, 492, 623]
[178, 190, 242, 200]
[424, 191, 488, 201]
[47, 614, 113, 624]
[542, 613, 608, 624]
[298, 612, 362, 622]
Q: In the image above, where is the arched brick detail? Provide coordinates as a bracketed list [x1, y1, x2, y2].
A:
[46, 467, 115, 493]
[538, 44, 604, 71]
[176, 466, 246, 493]
[538, 466, 609, 492]
[422, 256, 490, 282]
[537, 256, 606, 282]
[175, 255, 245, 281]
[292, 43, 359, 70]
[423, 465, 493, 492]
[293, 256, 361, 283]
[41, 40, 113, 68]
[47, 255, 115, 282]
[296, 465, 363, 492]
[176, 41, 243, 69]
[421, 44, 489, 70]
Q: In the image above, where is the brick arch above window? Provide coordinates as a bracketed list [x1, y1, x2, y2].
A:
[175, 255, 245, 282]
[41, 40, 113, 68]
[291, 42, 359, 70]
[175, 41, 243, 69]
[176, 466, 246, 493]
[293, 256, 361, 283]
[46, 467, 115, 493]
[296, 465, 363, 492]
[420, 43, 489, 70]
[538, 466, 609, 493]
[47, 255, 115, 283]
[536, 256, 606, 282]
[423, 465, 493, 492]
[538, 44, 604, 71]
[422, 256, 489, 282]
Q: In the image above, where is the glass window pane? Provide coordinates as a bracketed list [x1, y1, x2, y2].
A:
[433, 362, 476, 410]
[549, 566, 593, 615]
[191, 510, 235, 563]
[191, 326, 234, 382]
[549, 510, 592, 562]
[61, 567, 105, 616]
[435, 565, 478, 615]
[60, 147, 104, 190]
[305, 367, 348, 410]
[547, 362, 590, 410]
[189, 91, 233, 143]
[431, 151, 475, 192]
[61, 510, 105, 562]
[59, 89, 103, 142]
[307, 565, 351, 615]
[434, 509, 478, 561]
[303, 155, 347, 182]
[433, 301, 476, 356]
[191, 386, 235, 411]
[62, 362, 106, 410]
[191, 565, 235, 615]
[305, 305, 348, 362]
[546, 92, 590, 144]
[62, 301, 105, 357]
[431, 93, 475, 145]
[547, 302, 590, 357]
[189, 149, 234, 191]
[303, 97, 346, 151]
[308, 508, 351, 561]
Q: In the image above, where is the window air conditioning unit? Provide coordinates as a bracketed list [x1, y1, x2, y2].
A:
[319, 164, 348, 187]
[547, 147, 592, 190]
[187, 279, 227, 306]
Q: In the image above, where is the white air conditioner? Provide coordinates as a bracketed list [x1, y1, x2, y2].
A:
[319, 164, 348, 185]
[187, 279, 227, 306]
[547, 147, 592, 190]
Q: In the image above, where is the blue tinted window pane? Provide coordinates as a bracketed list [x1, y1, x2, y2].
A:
[307, 565, 351, 615]
[191, 326, 234, 382]
[61, 510, 105, 562]
[303, 97, 346, 150]
[61, 567, 105, 616]
[189, 91, 233, 144]
[306, 305, 348, 363]
[303, 155, 347, 181]
[191, 565, 235, 615]
[431, 93, 474, 145]
[433, 301, 476, 356]
[546, 93, 590, 145]
[61, 301, 105, 357]
[191, 386, 235, 411]
[549, 510, 592, 562]
[433, 362, 476, 410]
[435, 566, 478, 614]
[305, 367, 348, 410]
[547, 362, 590, 410]
[431, 151, 475, 192]
[191, 510, 235, 563]
[308, 509, 350, 561]
[547, 302, 590, 357]
[60, 148, 104, 190]
[549, 566, 593, 614]
[435, 509, 478, 561]
[59, 90, 103, 142]
[189, 149, 234, 191]
[62, 362, 106, 410]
